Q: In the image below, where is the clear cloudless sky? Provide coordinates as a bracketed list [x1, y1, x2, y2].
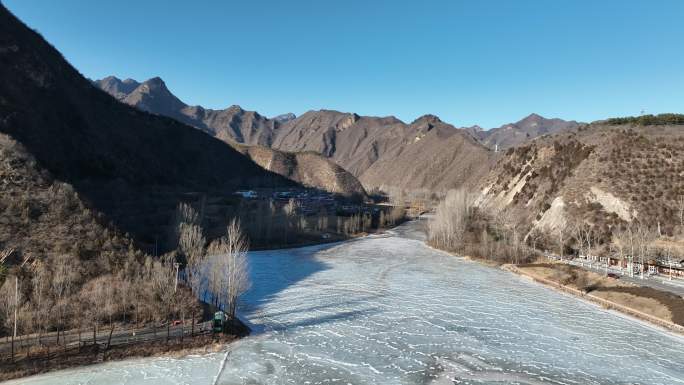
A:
[4, 0, 684, 127]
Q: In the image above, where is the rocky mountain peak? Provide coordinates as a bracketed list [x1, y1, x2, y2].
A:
[140, 76, 168, 91]
[93, 76, 139, 100]
[273, 113, 297, 123]
[518, 113, 545, 126]
[412, 114, 442, 125]
[226, 104, 245, 113]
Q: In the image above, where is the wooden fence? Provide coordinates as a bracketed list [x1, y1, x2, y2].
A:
[0, 321, 213, 363]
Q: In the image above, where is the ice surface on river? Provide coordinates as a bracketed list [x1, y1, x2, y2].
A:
[8, 221, 684, 384]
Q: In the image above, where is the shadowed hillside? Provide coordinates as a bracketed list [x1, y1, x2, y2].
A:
[0, 4, 291, 255]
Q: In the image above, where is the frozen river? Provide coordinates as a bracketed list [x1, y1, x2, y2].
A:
[9, 220, 684, 384]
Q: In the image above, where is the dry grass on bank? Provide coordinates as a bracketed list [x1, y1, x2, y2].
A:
[518, 263, 626, 291]
[591, 290, 672, 322]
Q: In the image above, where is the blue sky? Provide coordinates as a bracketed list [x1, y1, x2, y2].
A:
[4, 0, 684, 127]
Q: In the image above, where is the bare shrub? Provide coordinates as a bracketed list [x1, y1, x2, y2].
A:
[428, 189, 476, 251]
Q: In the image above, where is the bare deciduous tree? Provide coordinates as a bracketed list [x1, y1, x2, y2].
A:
[634, 224, 656, 279]
[51, 254, 79, 345]
[150, 258, 177, 342]
[208, 219, 251, 319]
[556, 221, 567, 261]
[572, 220, 594, 260]
[177, 206, 206, 297]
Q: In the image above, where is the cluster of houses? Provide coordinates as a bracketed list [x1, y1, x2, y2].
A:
[234, 188, 371, 216]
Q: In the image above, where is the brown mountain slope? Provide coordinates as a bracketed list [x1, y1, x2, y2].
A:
[94, 79, 494, 193]
[94, 78, 494, 193]
[0, 5, 290, 254]
[273, 112, 494, 192]
[480, 122, 684, 239]
[232, 144, 366, 197]
[272, 110, 411, 176]
[358, 115, 494, 192]
[95, 77, 365, 195]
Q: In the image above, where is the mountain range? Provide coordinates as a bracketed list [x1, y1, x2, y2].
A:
[7, 0, 682, 265]
[468, 113, 581, 150]
[94, 76, 366, 196]
[95, 76, 577, 193]
[91, 73, 684, 239]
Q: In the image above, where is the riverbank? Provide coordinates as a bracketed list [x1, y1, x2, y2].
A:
[430, 243, 684, 335]
[0, 334, 237, 382]
[249, 233, 354, 251]
[502, 263, 684, 335]
[0, 320, 250, 382]
[250, 218, 411, 251]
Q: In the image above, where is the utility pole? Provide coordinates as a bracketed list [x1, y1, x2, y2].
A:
[174, 263, 180, 293]
[11, 275, 18, 361]
[629, 230, 634, 278]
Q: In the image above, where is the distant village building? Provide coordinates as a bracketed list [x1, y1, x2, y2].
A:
[234, 190, 257, 199]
